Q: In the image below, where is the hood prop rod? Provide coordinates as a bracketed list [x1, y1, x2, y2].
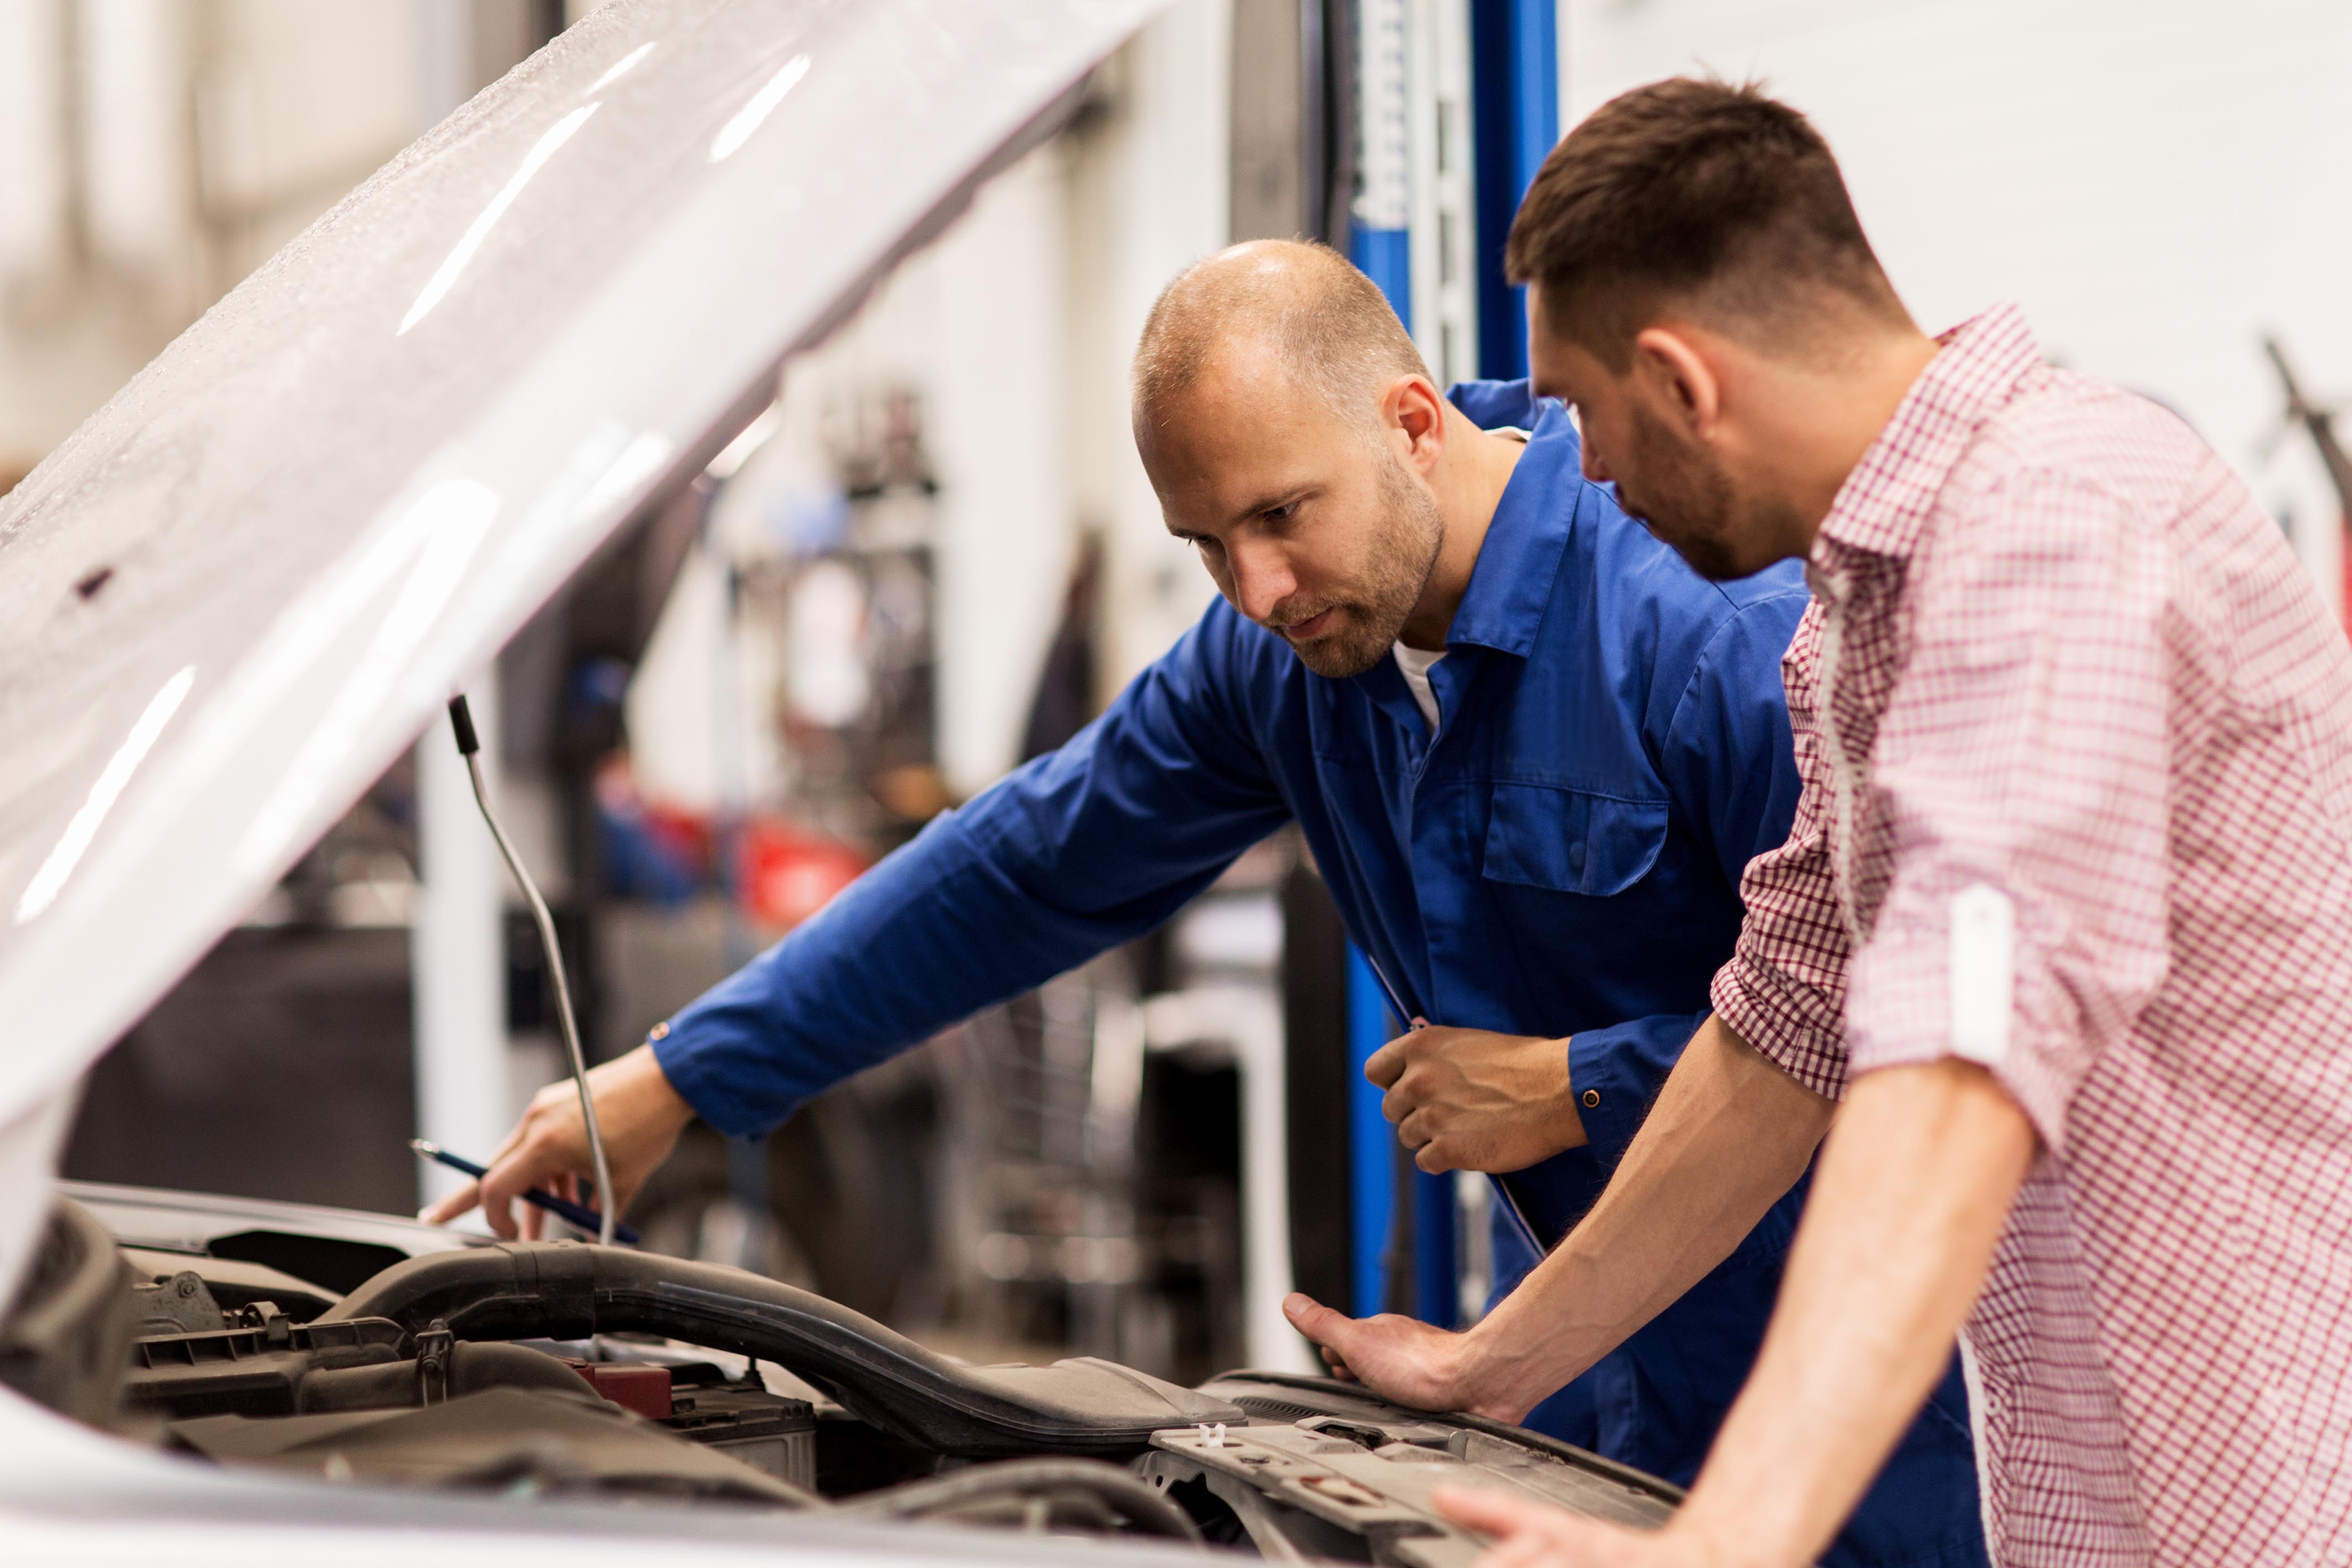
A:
[446, 695, 616, 1246]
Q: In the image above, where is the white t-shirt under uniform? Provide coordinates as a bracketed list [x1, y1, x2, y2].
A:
[1393, 642, 1443, 732]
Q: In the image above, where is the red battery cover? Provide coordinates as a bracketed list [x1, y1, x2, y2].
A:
[565, 1360, 674, 1421]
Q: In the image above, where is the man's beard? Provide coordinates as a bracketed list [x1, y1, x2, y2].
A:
[1613, 404, 1794, 582]
[1277, 457, 1444, 678]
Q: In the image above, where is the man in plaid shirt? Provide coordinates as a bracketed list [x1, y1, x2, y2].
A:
[1285, 79, 2352, 1566]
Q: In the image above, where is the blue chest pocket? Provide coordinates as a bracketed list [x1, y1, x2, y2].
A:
[1482, 783, 1669, 896]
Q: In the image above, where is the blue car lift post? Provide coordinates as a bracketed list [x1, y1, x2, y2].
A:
[1344, 0, 1557, 1329]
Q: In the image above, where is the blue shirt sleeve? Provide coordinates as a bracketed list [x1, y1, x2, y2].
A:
[1565, 586, 1808, 1166]
[654, 605, 1293, 1137]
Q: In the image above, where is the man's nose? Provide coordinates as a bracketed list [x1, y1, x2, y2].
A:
[1581, 438, 1612, 484]
[1227, 539, 1297, 624]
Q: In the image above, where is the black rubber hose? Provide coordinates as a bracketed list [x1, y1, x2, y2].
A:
[317, 1242, 1241, 1457]
[837, 1458, 1204, 1545]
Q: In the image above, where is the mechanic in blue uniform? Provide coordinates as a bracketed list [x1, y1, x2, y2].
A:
[431, 242, 1983, 1567]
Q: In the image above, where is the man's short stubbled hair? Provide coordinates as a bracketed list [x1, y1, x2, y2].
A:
[1505, 78, 1904, 366]
[1133, 240, 1429, 435]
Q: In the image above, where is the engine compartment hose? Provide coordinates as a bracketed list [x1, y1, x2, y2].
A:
[316, 1241, 1244, 1458]
[837, 1459, 1203, 1545]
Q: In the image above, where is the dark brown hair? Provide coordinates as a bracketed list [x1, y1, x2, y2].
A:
[1504, 78, 1903, 365]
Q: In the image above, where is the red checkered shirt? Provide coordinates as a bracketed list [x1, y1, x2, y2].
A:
[1710, 304, 2352, 1566]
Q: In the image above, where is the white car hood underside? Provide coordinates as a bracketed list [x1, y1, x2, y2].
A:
[0, 0, 1161, 1304]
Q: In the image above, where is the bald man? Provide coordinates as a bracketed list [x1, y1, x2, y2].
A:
[428, 243, 1980, 1566]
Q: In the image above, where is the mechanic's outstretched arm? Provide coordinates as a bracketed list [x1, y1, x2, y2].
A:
[1435, 1058, 2036, 1567]
[423, 603, 1294, 1239]
[1284, 1013, 1827, 1417]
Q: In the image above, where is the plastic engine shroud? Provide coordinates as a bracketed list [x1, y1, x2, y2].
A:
[316, 1240, 1244, 1457]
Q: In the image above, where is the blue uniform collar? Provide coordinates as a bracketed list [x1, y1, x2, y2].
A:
[1439, 380, 1585, 660]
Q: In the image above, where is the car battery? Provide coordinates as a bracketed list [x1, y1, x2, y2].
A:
[565, 1358, 817, 1490]
[564, 1360, 674, 1421]
[657, 1366, 819, 1490]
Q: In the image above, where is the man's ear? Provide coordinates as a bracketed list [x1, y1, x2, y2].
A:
[1630, 326, 1720, 438]
[1384, 374, 1448, 476]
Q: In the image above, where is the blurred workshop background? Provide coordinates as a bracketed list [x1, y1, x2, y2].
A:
[11, 0, 2352, 1383]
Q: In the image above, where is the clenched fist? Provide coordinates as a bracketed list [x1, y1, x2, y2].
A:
[1364, 1023, 1586, 1174]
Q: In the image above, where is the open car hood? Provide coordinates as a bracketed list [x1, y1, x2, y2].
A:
[0, 0, 1162, 1301]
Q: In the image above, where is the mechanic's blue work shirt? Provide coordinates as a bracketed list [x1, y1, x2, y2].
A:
[656, 381, 1985, 1567]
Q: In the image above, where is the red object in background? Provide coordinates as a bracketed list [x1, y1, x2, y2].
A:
[641, 800, 714, 877]
[595, 755, 715, 876]
[566, 1360, 674, 1421]
[739, 818, 869, 931]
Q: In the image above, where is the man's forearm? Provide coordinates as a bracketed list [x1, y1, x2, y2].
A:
[1667, 1059, 2036, 1566]
[1466, 1015, 1831, 1411]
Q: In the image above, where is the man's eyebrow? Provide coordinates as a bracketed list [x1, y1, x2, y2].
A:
[1232, 485, 1309, 522]
[1165, 486, 1315, 539]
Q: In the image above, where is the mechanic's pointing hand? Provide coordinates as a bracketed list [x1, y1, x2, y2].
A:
[1364, 1022, 1586, 1174]
[419, 1043, 695, 1240]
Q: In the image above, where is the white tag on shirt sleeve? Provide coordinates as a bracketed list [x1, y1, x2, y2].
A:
[1949, 882, 2016, 1065]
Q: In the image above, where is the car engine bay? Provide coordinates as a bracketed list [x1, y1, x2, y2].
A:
[0, 1195, 1678, 1564]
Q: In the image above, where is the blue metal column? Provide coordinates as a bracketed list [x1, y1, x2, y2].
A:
[1352, 228, 1413, 314]
[1345, 944, 1462, 1326]
[1411, 1157, 1458, 1325]
[1468, 0, 1559, 383]
[1344, 947, 1398, 1316]
[1346, 0, 1419, 1326]
[1350, 0, 1413, 313]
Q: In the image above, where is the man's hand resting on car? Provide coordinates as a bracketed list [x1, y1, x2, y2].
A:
[1281, 1293, 1528, 1422]
[1364, 1023, 1585, 1174]
[419, 1042, 695, 1238]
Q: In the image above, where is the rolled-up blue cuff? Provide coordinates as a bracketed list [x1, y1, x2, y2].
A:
[649, 1000, 801, 1139]
[1565, 1011, 1709, 1169]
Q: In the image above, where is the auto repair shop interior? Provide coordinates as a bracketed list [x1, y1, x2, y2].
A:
[1, 3, 2348, 1566]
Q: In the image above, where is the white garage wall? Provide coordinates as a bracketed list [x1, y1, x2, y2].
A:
[628, 1, 1234, 809]
[1069, 0, 1233, 699]
[1561, 0, 2352, 612]
[893, 145, 1084, 801]
[621, 145, 1081, 811]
